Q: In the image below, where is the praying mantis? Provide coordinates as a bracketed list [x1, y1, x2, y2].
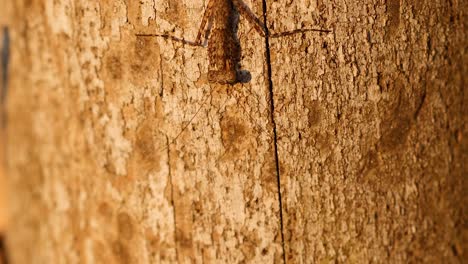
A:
[137, 0, 331, 84]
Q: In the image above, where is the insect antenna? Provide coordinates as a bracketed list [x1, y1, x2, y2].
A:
[156, 88, 210, 153]
[158, 85, 232, 153]
[269, 28, 332, 38]
[168, 90, 210, 147]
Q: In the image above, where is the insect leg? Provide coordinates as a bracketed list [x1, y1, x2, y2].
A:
[232, 0, 332, 38]
[135, 33, 204, 47]
[195, 0, 216, 45]
[136, 1, 216, 47]
[231, 0, 267, 37]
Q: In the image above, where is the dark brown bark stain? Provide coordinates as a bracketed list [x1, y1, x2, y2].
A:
[106, 56, 122, 80]
[306, 100, 323, 128]
[117, 212, 134, 240]
[260, 156, 280, 194]
[111, 240, 132, 263]
[161, 0, 188, 27]
[378, 76, 423, 152]
[131, 36, 159, 84]
[220, 112, 249, 158]
[98, 202, 114, 218]
[103, 35, 160, 87]
[386, 0, 401, 37]
[134, 119, 161, 173]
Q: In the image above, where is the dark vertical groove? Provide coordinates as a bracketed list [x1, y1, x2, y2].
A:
[260, 1, 287, 263]
[1, 27, 10, 100]
[1, 27, 10, 129]
[166, 136, 179, 262]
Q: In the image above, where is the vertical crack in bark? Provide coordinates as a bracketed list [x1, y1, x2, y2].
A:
[260, 1, 286, 263]
[166, 136, 179, 262]
[159, 53, 165, 97]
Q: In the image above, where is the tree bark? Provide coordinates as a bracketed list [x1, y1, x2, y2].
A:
[3, 0, 466, 263]
[267, 1, 466, 262]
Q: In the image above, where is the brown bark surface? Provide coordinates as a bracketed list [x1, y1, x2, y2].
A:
[267, 0, 466, 262]
[2, 0, 466, 263]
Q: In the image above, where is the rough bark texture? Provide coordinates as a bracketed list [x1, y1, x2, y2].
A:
[267, 1, 466, 262]
[2, 0, 466, 263]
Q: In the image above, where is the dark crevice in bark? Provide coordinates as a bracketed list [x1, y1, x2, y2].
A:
[166, 136, 179, 262]
[261, 1, 286, 263]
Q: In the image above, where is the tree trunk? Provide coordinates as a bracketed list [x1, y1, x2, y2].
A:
[3, 0, 466, 263]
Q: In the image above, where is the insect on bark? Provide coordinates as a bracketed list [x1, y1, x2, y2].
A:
[136, 0, 331, 84]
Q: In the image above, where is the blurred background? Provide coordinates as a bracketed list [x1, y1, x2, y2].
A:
[0, 3, 11, 262]
[0, 131, 6, 263]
